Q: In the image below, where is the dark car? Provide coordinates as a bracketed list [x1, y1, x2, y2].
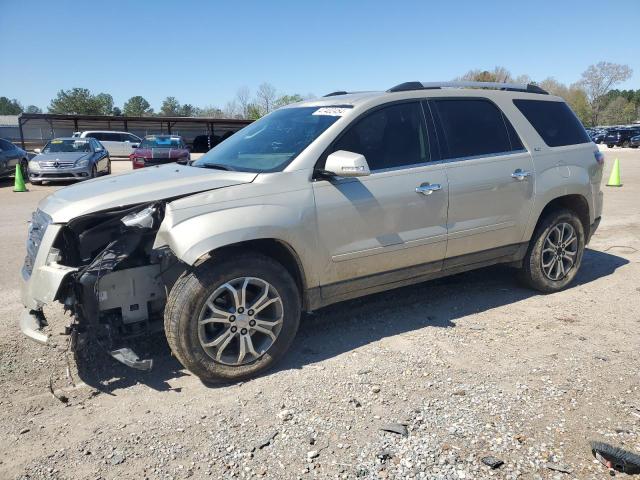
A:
[630, 134, 640, 148]
[0, 138, 29, 180]
[605, 128, 640, 148]
[590, 129, 607, 144]
[192, 131, 236, 153]
[130, 135, 190, 169]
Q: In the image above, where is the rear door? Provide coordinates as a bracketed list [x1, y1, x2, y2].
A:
[94, 132, 121, 156]
[121, 133, 141, 156]
[428, 98, 535, 266]
[312, 101, 449, 298]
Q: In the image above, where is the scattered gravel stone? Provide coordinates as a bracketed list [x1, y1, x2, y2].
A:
[379, 423, 408, 437]
[481, 456, 504, 469]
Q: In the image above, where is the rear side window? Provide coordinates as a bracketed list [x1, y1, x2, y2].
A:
[87, 132, 103, 141]
[513, 99, 590, 147]
[432, 99, 518, 159]
[333, 101, 429, 171]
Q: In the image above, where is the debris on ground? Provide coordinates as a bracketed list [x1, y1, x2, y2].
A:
[591, 440, 640, 475]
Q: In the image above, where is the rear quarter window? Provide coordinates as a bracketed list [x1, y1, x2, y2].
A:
[513, 99, 590, 147]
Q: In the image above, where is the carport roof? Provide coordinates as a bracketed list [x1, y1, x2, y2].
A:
[17, 113, 250, 124]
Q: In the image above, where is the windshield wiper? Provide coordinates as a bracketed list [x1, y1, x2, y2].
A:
[197, 163, 235, 171]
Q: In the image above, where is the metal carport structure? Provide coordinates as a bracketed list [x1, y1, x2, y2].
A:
[17, 113, 252, 150]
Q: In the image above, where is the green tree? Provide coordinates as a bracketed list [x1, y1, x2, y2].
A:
[179, 104, 199, 117]
[275, 94, 304, 108]
[246, 103, 262, 120]
[198, 106, 224, 118]
[112, 106, 122, 116]
[123, 96, 153, 116]
[458, 66, 512, 83]
[0, 97, 23, 114]
[25, 105, 42, 114]
[95, 93, 114, 115]
[160, 96, 181, 116]
[48, 88, 109, 114]
[601, 97, 637, 125]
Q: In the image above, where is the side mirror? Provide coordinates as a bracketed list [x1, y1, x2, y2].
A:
[95, 147, 103, 152]
[324, 150, 371, 177]
[34, 148, 41, 154]
[132, 143, 139, 148]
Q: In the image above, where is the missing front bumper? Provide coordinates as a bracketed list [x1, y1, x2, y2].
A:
[19, 309, 49, 344]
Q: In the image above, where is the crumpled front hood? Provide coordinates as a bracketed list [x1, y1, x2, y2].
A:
[38, 164, 257, 223]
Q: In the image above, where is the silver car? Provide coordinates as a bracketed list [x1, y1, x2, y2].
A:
[28, 137, 111, 184]
[19, 81, 604, 382]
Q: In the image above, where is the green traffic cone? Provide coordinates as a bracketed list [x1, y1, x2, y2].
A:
[606, 158, 622, 187]
[13, 164, 28, 192]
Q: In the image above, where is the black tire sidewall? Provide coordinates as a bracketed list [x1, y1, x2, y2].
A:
[165, 254, 301, 382]
[521, 209, 585, 293]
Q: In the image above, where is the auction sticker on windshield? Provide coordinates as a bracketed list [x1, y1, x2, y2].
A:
[313, 107, 350, 116]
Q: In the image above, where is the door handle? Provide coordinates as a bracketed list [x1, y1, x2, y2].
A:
[511, 169, 531, 181]
[415, 183, 442, 195]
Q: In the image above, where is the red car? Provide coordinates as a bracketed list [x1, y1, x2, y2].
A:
[130, 135, 190, 169]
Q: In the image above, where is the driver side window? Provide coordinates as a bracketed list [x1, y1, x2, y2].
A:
[332, 102, 430, 171]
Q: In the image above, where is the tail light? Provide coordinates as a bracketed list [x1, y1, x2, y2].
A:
[132, 156, 146, 169]
[594, 150, 605, 166]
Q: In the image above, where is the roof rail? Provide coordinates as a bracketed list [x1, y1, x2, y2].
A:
[387, 81, 548, 95]
[323, 91, 349, 97]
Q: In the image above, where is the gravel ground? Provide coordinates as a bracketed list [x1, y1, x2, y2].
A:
[0, 148, 638, 479]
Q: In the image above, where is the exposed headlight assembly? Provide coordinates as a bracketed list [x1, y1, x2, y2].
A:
[121, 205, 157, 229]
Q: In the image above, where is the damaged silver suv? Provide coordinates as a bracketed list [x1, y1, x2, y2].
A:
[20, 81, 604, 382]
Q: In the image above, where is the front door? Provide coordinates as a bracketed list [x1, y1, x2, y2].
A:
[428, 98, 535, 266]
[312, 101, 449, 299]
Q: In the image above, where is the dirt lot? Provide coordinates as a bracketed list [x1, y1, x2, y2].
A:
[0, 149, 638, 480]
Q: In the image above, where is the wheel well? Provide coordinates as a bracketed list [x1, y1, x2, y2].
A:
[208, 239, 306, 299]
[537, 195, 590, 238]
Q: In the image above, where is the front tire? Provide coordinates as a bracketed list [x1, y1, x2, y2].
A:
[164, 253, 301, 383]
[518, 209, 585, 293]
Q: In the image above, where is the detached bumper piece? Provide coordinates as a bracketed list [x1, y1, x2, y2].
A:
[19, 309, 49, 344]
[109, 347, 153, 371]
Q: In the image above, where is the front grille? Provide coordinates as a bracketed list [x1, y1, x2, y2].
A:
[39, 160, 76, 168]
[40, 173, 77, 178]
[23, 209, 52, 276]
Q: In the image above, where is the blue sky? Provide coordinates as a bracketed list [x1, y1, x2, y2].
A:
[1, 0, 638, 111]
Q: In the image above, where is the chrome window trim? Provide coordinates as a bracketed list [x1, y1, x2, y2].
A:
[368, 148, 528, 175]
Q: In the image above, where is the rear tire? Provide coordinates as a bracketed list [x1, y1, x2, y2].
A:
[607, 144, 614, 148]
[518, 209, 585, 293]
[622, 140, 630, 148]
[164, 252, 301, 383]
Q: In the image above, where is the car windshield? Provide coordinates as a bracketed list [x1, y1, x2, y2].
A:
[192, 106, 345, 172]
[140, 137, 183, 148]
[43, 139, 92, 153]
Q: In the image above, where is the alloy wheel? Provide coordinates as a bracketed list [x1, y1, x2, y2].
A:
[197, 277, 284, 365]
[541, 222, 578, 281]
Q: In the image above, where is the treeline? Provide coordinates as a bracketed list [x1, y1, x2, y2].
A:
[458, 62, 637, 127]
[1, 62, 637, 126]
[0, 83, 309, 120]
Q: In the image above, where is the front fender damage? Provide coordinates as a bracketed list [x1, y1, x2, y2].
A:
[52, 202, 185, 371]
